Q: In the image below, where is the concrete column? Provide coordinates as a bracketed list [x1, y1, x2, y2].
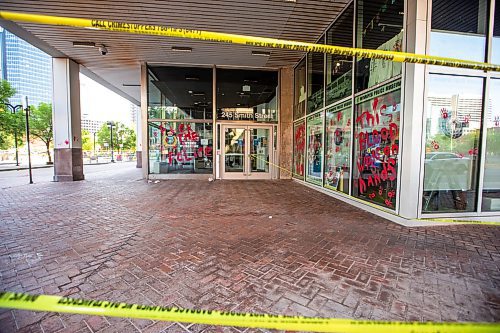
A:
[52, 58, 84, 181]
[398, 0, 429, 218]
[279, 67, 294, 180]
[136, 104, 143, 168]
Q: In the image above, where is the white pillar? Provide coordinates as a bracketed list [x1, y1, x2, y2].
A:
[136, 103, 143, 168]
[398, 0, 429, 218]
[52, 58, 84, 181]
[140, 63, 148, 178]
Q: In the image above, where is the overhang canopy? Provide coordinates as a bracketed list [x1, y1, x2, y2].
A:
[0, 0, 350, 104]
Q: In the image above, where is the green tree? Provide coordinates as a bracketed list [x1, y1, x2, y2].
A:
[29, 103, 53, 164]
[0, 80, 23, 150]
[97, 122, 136, 153]
[82, 129, 94, 151]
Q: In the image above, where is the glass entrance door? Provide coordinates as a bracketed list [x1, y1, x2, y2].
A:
[221, 125, 272, 179]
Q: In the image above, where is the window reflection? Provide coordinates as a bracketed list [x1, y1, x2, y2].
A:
[355, 0, 404, 92]
[482, 79, 500, 211]
[430, 0, 487, 62]
[422, 75, 483, 213]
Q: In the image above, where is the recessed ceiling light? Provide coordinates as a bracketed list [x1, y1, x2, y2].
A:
[251, 50, 271, 57]
[172, 46, 192, 52]
[185, 75, 199, 80]
[72, 41, 96, 48]
[192, 91, 205, 96]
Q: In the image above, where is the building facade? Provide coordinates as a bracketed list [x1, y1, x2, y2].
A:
[0, 28, 52, 107]
[139, 0, 500, 223]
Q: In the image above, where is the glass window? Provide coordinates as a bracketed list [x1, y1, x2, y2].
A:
[326, 4, 353, 106]
[422, 75, 483, 213]
[216, 68, 278, 123]
[355, 0, 404, 92]
[430, 0, 487, 62]
[294, 59, 307, 120]
[482, 78, 500, 211]
[306, 112, 324, 185]
[353, 81, 401, 209]
[293, 121, 306, 179]
[324, 100, 352, 194]
[147, 67, 213, 120]
[307, 37, 325, 113]
[493, 0, 500, 64]
[148, 121, 213, 174]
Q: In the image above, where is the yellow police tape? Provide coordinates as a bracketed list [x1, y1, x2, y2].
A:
[1, 291, 499, 333]
[249, 154, 500, 226]
[0, 11, 500, 72]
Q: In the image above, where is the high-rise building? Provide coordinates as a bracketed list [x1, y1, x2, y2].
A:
[0, 28, 52, 107]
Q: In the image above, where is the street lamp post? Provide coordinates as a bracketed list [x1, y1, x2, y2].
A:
[21, 96, 33, 184]
[107, 121, 115, 163]
[93, 131, 96, 162]
[4, 103, 22, 166]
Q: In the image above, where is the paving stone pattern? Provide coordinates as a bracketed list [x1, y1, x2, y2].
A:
[0, 171, 499, 332]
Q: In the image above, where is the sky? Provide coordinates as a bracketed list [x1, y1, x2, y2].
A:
[79, 73, 136, 127]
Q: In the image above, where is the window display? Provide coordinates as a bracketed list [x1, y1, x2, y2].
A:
[306, 112, 324, 185]
[325, 3, 353, 106]
[324, 101, 352, 193]
[293, 121, 306, 179]
[147, 67, 213, 120]
[356, 0, 404, 92]
[217, 68, 278, 123]
[148, 122, 213, 174]
[294, 59, 307, 120]
[353, 80, 401, 208]
[307, 37, 325, 113]
[422, 75, 483, 213]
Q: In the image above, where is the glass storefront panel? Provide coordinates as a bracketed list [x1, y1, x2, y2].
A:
[294, 59, 307, 120]
[306, 112, 324, 185]
[353, 80, 401, 209]
[324, 100, 352, 193]
[482, 78, 500, 211]
[148, 121, 213, 174]
[355, 0, 404, 92]
[326, 4, 353, 106]
[422, 75, 483, 213]
[250, 128, 270, 173]
[493, 0, 500, 64]
[224, 127, 245, 173]
[293, 121, 306, 179]
[307, 37, 325, 113]
[147, 67, 213, 120]
[216, 68, 278, 123]
[430, 0, 487, 63]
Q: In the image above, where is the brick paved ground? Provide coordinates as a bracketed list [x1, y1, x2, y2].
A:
[0, 166, 499, 332]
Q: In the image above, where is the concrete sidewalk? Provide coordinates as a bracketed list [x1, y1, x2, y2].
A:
[0, 161, 114, 172]
[0, 171, 499, 332]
